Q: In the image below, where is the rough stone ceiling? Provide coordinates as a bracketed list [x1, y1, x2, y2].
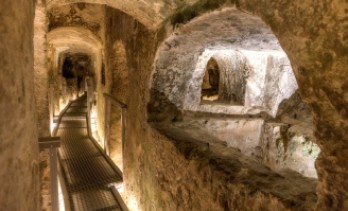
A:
[47, 0, 201, 29]
[174, 8, 283, 52]
[48, 26, 102, 52]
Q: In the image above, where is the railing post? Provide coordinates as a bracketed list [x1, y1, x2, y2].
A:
[38, 137, 61, 211]
[87, 87, 90, 121]
[50, 145, 58, 211]
[104, 99, 111, 156]
[49, 84, 55, 136]
[121, 107, 126, 157]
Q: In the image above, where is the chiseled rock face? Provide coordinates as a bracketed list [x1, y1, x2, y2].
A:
[150, 3, 318, 184]
[236, 1, 348, 210]
[46, 0, 201, 29]
[151, 1, 348, 210]
[147, 2, 345, 210]
[44, 1, 348, 211]
[34, 0, 50, 137]
[105, 36, 129, 170]
[48, 3, 105, 39]
[0, 0, 40, 210]
[34, 2, 52, 210]
[261, 92, 319, 178]
[150, 8, 292, 120]
[104, 7, 317, 211]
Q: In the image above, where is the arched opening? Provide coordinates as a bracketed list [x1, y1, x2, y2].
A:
[201, 52, 248, 105]
[201, 58, 220, 101]
[61, 53, 92, 95]
[149, 8, 319, 209]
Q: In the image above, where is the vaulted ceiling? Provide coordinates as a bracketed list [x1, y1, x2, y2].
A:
[47, 0, 202, 29]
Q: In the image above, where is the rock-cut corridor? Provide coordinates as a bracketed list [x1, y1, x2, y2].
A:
[1, 0, 348, 211]
[55, 95, 124, 210]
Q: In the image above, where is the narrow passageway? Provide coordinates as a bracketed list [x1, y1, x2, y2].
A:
[2, 1, 348, 210]
[55, 95, 124, 211]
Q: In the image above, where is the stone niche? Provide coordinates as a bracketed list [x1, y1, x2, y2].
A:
[201, 53, 247, 105]
[192, 49, 298, 117]
[201, 58, 220, 102]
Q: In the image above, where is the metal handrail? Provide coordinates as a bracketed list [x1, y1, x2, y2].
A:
[108, 183, 129, 211]
[103, 93, 127, 157]
[87, 92, 128, 209]
[86, 112, 124, 179]
[103, 93, 127, 108]
[51, 100, 74, 211]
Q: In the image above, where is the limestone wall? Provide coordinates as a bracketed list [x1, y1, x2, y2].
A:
[46, 0, 199, 29]
[105, 7, 317, 211]
[151, 9, 290, 118]
[0, 0, 40, 210]
[237, 1, 348, 210]
[44, 1, 348, 210]
[103, 10, 130, 170]
[48, 3, 105, 40]
[34, 0, 50, 137]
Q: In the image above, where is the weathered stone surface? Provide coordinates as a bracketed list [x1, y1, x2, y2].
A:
[101, 9, 157, 210]
[100, 7, 317, 211]
[34, 0, 50, 137]
[48, 3, 105, 39]
[262, 91, 319, 178]
[47, 0, 202, 29]
[34, 4, 53, 209]
[236, 1, 348, 210]
[39, 149, 51, 211]
[150, 9, 297, 120]
[149, 8, 314, 178]
[105, 40, 129, 170]
[39, 1, 348, 211]
[0, 0, 40, 210]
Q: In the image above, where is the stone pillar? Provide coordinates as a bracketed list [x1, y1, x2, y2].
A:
[34, 0, 50, 137]
[0, 0, 40, 210]
[34, 1, 53, 210]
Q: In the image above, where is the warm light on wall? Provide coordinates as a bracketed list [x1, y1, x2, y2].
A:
[126, 193, 141, 211]
[58, 178, 66, 211]
[50, 122, 57, 135]
[109, 182, 140, 211]
[90, 106, 104, 148]
[116, 183, 124, 193]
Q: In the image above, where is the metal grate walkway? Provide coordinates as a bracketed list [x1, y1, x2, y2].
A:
[55, 95, 124, 211]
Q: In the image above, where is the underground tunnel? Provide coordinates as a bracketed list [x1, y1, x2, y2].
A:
[1, 0, 348, 211]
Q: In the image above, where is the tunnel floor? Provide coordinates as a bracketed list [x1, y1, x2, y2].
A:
[55, 95, 124, 211]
